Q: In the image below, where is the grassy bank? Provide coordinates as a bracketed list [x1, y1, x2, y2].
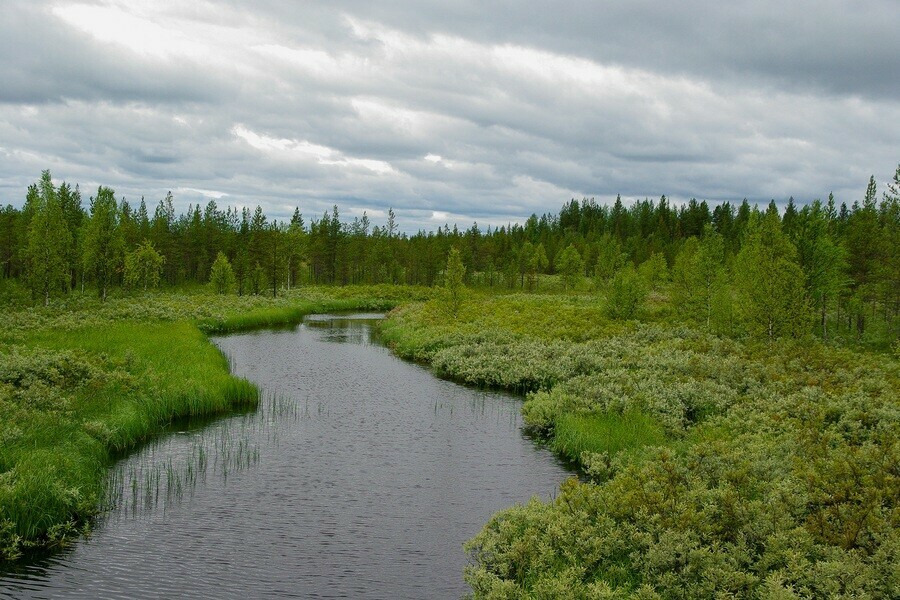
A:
[380, 293, 900, 598]
[0, 285, 431, 560]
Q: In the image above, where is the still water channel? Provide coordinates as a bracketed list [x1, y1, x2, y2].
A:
[1, 314, 570, 599]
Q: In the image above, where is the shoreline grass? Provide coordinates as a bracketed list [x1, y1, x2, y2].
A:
[1, 286, 423, 561]
[551, 411, 666, 462]
[0, 322, 260, 559]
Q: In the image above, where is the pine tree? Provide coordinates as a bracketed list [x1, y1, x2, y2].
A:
[844, 177, 881, 337]
[268, 220, 284, 297]
[285, 210, 306, 289]
[880, 168, 900, 333]
[793, 200, 848, 341]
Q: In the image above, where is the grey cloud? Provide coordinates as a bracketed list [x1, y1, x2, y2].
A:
[0, 0, 898, 234]
[324, 0, 900, 100]
[0, 4, 231, 105]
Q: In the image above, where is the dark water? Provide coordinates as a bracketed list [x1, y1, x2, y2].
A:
[0, 314, 569, 599]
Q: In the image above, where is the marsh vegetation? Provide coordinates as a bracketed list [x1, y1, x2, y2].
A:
[0, 287, 426, 561]
[1, 315, 568, 599]
[382, 295, 899, 597]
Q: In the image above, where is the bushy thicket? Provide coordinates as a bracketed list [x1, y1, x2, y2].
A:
[381, 294, 900, 598]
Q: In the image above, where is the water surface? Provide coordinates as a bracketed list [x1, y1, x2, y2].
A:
[1, 314, 569, 599]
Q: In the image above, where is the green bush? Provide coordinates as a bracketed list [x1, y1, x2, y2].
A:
[380, 291, 900, 597]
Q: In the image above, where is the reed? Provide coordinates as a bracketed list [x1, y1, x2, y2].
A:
[0, 321, 261, 559]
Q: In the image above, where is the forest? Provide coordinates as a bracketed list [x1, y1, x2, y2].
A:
[1, 168, 899, 349]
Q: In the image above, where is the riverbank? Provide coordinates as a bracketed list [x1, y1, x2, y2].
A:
[4, 286, 898, 597]
[379, 293, 900, 597]
[0, 286, 432, 560]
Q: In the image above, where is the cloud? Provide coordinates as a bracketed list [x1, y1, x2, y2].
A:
[0, 1, 897, 233]
[232, 125, 396, 175]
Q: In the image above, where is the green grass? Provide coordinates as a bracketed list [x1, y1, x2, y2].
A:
[0, 322, 259, 558]
[551, 411, 666, 461]
[197, 297, 393, 334]
[0, 285, 427, 560]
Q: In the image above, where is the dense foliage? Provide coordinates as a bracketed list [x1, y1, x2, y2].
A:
[380, 294, 899, 598]
[2, 167, 897, 347]
[1, 168, 898, 593]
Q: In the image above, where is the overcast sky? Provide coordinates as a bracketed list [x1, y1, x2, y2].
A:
[1, 1, 898, 232]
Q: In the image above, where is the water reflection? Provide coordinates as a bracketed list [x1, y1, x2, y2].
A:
[1, 313, 569, 600]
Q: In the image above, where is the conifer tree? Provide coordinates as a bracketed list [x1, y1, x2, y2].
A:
[793, 200, 848, 340]
[844, 178, 881, 337]
[285, 209, 306, 289]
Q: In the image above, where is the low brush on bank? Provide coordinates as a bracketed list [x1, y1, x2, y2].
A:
[380, 293, 900, 598]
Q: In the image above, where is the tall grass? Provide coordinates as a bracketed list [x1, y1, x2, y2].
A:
[1, 285, 431, 560]
[0, 322, 260, 559]
[551, 411, 665, 461]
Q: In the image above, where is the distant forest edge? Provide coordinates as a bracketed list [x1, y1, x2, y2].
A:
[1, 167, 898, 347]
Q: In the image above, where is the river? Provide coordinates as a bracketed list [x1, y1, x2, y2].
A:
[0, 314, 570, 599]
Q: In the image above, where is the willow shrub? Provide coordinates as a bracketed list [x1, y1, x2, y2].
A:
[381, 293, 900, 597]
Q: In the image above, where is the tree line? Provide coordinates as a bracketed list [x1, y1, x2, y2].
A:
[1, 168, 898, 343]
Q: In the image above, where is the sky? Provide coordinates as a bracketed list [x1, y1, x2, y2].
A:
[1, 1, 898, 232]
